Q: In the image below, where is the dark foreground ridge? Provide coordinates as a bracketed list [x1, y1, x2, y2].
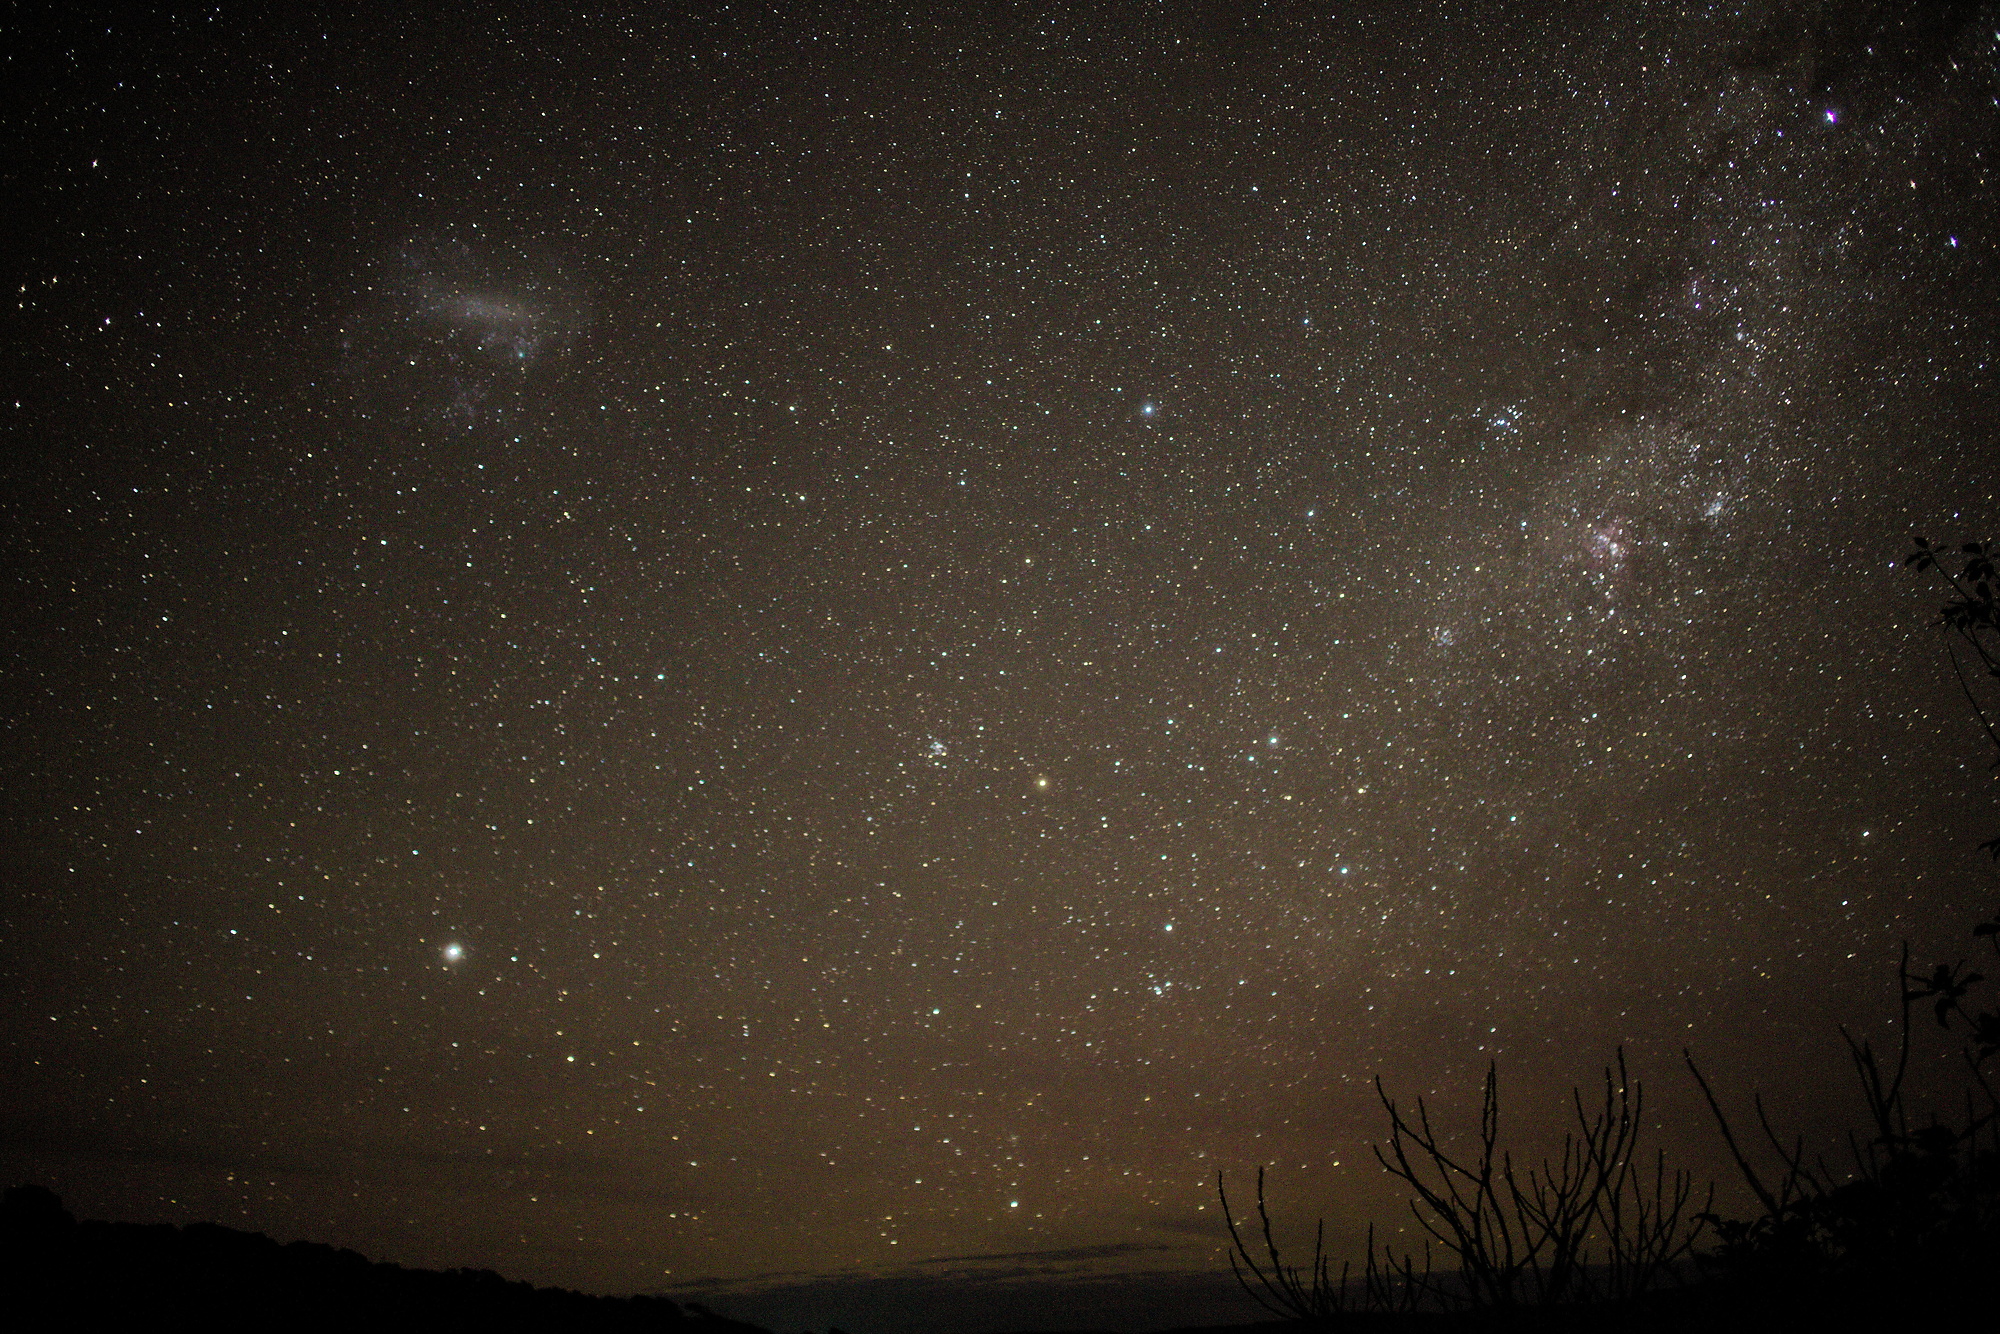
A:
[0, 1184, 772, 1333]
[988, 1265, 1989, 1334]
[6, 1181, 1985, 1334]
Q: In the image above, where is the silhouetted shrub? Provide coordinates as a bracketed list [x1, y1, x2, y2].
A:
[1221, 1053, 1710, 1320]
[1217, 539, 2000, 1326]
[1674, 537, 2000, 1316]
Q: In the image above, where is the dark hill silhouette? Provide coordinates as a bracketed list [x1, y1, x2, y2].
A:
[1, 1184, 771, 1334]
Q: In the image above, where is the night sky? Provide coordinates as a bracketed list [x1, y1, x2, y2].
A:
[5, 4, 2000, 1331]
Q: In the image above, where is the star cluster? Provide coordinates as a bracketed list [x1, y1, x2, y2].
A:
[3, 4, 1998, 1329]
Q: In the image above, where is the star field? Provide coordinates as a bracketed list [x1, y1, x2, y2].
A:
[4, 4, 1999, 1330]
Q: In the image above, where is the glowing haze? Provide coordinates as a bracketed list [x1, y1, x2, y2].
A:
[4, 5, 1997, 1332]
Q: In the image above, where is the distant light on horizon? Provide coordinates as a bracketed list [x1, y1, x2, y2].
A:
[6, 5, 1985, 1319]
